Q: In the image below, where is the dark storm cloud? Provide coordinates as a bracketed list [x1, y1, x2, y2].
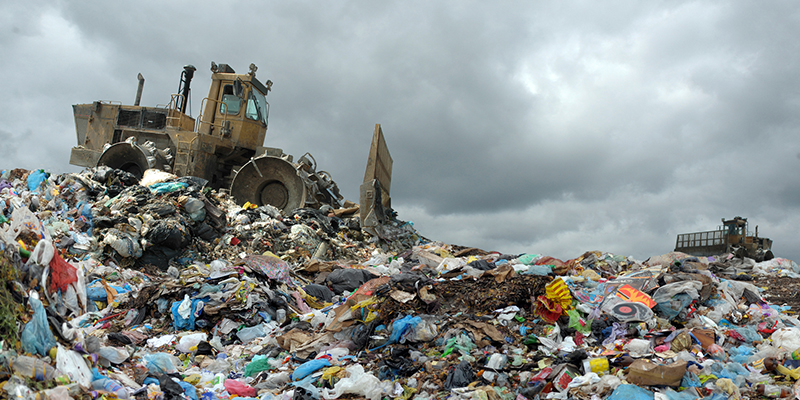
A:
[2, 1, 799, 262]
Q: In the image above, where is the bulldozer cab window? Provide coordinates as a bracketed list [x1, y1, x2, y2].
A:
[245, 88, 269, 125]
[220, 84, 241, 115]
[725, 223, 743, 236]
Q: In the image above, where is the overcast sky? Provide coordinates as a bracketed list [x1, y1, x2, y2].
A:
[2, 1, 799, 263]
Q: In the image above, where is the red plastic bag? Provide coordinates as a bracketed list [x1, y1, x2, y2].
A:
[224, 379, 256, 397]
[49, 253, 77, 294]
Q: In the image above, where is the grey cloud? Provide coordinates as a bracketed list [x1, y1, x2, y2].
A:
[2, 1, 799, 262]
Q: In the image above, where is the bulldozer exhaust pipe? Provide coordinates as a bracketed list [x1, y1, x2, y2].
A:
[134, 73, 145, 106]
[178, 65, 196, 114]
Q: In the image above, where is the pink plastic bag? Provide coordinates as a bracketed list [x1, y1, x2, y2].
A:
[224, 379, 256, 397]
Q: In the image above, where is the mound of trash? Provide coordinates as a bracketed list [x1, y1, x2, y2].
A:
[2, 167, 800, 400]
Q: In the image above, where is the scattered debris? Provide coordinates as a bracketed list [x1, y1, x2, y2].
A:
[2, 167, 800, 400]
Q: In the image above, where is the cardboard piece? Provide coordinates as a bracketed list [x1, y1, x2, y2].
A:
[626, 359, 687, 387]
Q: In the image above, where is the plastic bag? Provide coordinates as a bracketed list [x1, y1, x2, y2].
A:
[244, 355, 275, 377]
[522, 265, 553, 276]
[236, 324, 266, 343]
[656, 292, 695, 320]
[224, 379, 256, 397]
[98, 346, 129, 365]
[91, 369, 129, 400]
[48, 253, 78, 294]
[388, 315, 421, 345]
[606, 384, 655, 400]
[56, 344, 93, 387]
[483, 354, 508, 383]
[323, 268, 378, 294]
[567, 309, 592, 334]
[292, 358, 331, 381]
[171, 295, 203, 330]
[652, 281, 702, 304]
[143, 353, 179, 374]
[411, 317, 438, 342]
[178, 380, 199, 400]
[26, 170, 48, 193]
[444, 360, 475, 390]
[322, 364, 384, 400]
[771, 328, 800, 355]
[516, 254, 542, 265]
[243, 253, 296, 287]
[733, 326, 762, 344]
[294, 384, 320, 400]
[20, 296, 57, 356]
[681, 371, 702, 388]
[30, 238, 55, 266]
[176, 332, 207, 353]
[9, 206, 51, 242]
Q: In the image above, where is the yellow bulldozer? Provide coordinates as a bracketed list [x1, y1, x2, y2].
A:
[70, 62, 392, 226]
[674, 216, 774, 261]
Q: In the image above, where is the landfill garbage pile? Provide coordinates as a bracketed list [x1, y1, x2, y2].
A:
[3, 168, 800, 400]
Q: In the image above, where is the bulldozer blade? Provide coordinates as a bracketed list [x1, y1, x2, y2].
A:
[230, 156, 307, 211]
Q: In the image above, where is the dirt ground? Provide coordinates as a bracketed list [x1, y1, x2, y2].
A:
[756, 276, 800, 312]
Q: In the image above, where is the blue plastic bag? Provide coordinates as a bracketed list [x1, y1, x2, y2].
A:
[607, 384, 654, 400]
[86, 280, 132, 302]
[143, 353, 178, 374]
[291, 358, 330, 381]
[656, 293, 694, 320]
[522, 265, 552, 276]
[26, 170, 48, 193]
[178, 381, 199, 400]
[388, 315, 421, 344]
[681, 371, 702, 388]
[661, 388, 700, 400]
[149, 182, 188, 194]
[171, 297, 203, 330]
[21, 297, 57, 356]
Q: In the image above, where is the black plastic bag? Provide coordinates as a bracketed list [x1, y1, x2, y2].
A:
[137, 246, 181, 270]
[325, 269, 378, 294]
[467, 259, 495, 271]
[157, 374, 184, 400]
[304, 284, 334, 303]
[445, 360, 475, 389]
[146, 219, 191, 250]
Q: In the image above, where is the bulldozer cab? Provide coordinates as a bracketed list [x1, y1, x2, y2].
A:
[198, 63, 271, 150]
[722, 217, 746, 245]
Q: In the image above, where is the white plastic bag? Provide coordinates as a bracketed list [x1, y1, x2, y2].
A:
[771, 328, 800, 356]
[175, 332, 208, 353]
[322, 364, 386, 400]
[30, 239, 55, 266]
[56, 344, 93, 387]
[9, 206, 51, 242]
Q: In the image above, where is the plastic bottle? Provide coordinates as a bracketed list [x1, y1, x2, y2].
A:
[91, 377, 130, 399]
[10, 356, 55, 381]
[276, 309, 287, 325]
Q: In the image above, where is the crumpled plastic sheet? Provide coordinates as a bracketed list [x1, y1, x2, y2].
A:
[243, 253, 295, 287]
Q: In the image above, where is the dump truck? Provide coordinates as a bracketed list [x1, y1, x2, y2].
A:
[70, 62, 392, 218]
[674, 216, 774, 261]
